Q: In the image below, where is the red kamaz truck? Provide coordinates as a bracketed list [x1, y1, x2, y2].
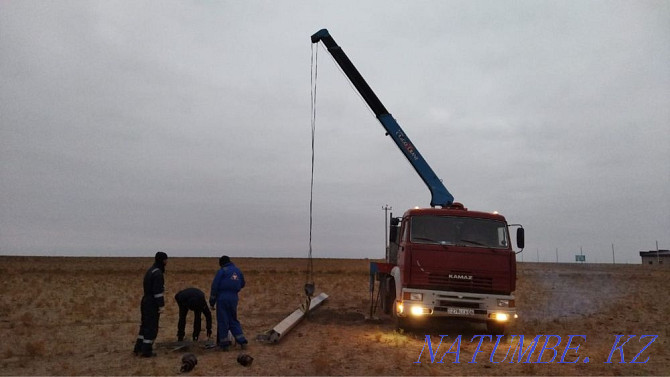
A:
[311, 29, 524, 333]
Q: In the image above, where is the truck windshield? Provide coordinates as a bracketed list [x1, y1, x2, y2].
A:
[410, 215, 509, 249]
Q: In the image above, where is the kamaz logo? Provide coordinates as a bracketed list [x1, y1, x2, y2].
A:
[449, 274, 473, 280]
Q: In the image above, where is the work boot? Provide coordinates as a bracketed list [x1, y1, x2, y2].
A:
[133, 339, 143, 356]
[141, 343, 156, 358]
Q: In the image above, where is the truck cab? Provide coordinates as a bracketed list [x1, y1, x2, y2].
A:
[382, 205, 523, 333]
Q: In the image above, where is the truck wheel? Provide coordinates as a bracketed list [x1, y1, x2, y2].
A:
[389, 284, 413, 330]
[384, 278, 406, 330]
[486, 321, 506, 335]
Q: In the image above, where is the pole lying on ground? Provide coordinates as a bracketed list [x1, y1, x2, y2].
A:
[256, 292, 329, 343]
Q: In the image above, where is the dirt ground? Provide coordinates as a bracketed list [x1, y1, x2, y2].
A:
[0, 256, 668, 376]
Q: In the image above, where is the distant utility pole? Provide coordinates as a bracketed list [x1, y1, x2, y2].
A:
[657, 240, 660, 265]
[556, 248, 558, 263]
[382, 204, 392, 254]
[612, 243, 615, 264]
[536, 248, 539, 262]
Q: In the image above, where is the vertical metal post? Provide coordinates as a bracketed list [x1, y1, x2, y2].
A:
[612, 243, 615, 264]
[556, 248, 558, 263]
[657, 240, 660, 265]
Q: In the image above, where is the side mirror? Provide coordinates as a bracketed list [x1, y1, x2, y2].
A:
[389, 217, 401, 244]
[516, 227, 525, 249]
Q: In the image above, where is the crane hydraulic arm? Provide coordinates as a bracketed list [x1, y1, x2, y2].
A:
[311, 29, 454, 207]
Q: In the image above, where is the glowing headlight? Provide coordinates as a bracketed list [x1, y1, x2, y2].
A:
[397, 302, 404, 314]
[494, 312, 509, 322]
[410, 306, 426, 316]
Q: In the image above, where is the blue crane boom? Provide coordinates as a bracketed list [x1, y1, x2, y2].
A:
[311, 29, 454, 207]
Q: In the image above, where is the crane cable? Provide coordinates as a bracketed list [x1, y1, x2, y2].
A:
[303, 42, 318, 310]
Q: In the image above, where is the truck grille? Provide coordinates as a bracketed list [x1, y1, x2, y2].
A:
[427, 273, 493, 293]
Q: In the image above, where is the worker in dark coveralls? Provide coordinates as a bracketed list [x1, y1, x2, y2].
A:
[174, 288, 212, 342]
[133, 251, 168, 357]
[209, 255, 248, 350]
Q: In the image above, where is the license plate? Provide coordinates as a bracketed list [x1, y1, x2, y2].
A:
[447, 307, 475, 316]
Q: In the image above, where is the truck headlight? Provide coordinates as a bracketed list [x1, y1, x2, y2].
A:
[497, 299, 515, 307]
[410, 306, 425, 316]
[493, 312, 509, 322]
[403, 292, 423, 301]
[410, 306, 431, 316]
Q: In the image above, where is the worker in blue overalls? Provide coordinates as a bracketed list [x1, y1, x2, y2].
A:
[209, 255, 248, 350]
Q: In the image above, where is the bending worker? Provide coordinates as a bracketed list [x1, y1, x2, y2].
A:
[174, 287, 212, 342]
[133, 251, 168, 357]
[209, 255, 248, 350]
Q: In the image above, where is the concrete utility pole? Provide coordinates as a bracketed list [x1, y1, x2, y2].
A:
[382, 204, 392, 256]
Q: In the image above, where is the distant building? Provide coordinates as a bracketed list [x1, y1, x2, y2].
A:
[639, 249, 670, 266]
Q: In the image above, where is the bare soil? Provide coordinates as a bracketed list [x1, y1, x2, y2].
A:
[0, 256, 668, 375]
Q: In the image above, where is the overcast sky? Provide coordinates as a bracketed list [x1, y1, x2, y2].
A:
[1, 1, 668, 263]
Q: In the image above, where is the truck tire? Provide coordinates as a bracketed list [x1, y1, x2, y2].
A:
[387, 280, 412, 330]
